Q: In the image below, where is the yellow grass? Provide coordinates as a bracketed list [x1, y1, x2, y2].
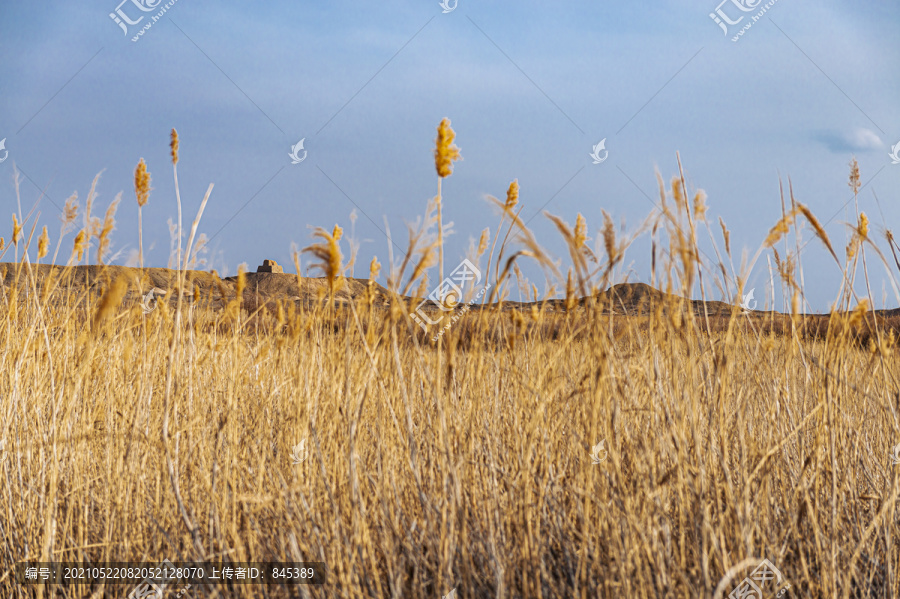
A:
[1, 130, 898, 599]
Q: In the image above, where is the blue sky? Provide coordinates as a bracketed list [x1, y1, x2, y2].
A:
[0, 0, 898, 311]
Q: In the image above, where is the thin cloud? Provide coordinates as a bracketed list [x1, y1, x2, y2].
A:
[814, 128, 884, 153]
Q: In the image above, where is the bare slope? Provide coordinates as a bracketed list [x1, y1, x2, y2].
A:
[0, 262, 884, 318]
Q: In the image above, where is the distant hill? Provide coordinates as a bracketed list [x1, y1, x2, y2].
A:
[0, 263, 893, 318]
[0, 263, 390, 312]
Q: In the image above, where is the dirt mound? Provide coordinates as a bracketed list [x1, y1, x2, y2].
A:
[593, 282, 744, 316]
[1, 263, 219, 292]
[229, 272, 389, 303]
[0, 263, 391, 312]
[596, 282, 667, 315]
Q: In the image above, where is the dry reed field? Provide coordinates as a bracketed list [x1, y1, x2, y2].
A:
[3, 124, 900, 598]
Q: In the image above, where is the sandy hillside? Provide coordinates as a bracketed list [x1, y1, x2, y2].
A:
[1, 262, 892, 322]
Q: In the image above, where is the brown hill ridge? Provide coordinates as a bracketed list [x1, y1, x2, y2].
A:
[0, 263, 390, 312]
[597, 282, 736, 316]
[0, 262, 889, 317]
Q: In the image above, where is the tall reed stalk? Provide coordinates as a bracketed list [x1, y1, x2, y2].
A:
[134, 158, 151, 270]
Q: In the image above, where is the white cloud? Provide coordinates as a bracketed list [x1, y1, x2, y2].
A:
[847, 128, 883, 150]
[815, 128, 884, 153]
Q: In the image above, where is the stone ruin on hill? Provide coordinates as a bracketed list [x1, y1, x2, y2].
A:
[257, 259, 283, 273]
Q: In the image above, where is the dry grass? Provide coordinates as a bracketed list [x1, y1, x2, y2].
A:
[1, 129, 900, 599]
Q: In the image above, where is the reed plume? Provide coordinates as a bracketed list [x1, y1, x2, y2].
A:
[367, 256, 381, 307]
[171, 128, 183, 269]
[546, 212, 590, 297]
[848, 156, 861, 197]
[719, 217, 731, 257]
[170, 129, 179, 166]
[476, 228, 489, 262]
[72, 230, 87, 264]
[11, 214, 21, 259]
[797, 203, 839, 264]
[693, 190, 708, 222]
[37, 226, 49, 262]
[505, 178, 518, 211]
[403, 247, 437, 298]
[434, 117, 461, 179]
[846, 158, 873, 308]
[433, 118, 461, 307]
[303, 225, 344, 299]
[52, 192, 79, 265]
[83, 172, 102, 264]
[97, 194, 121, 266]
[763, 208, 797, 248]
[134, 158, 152, 269]
[91, 275, 128, 333]
[485, 179, 519, 296]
